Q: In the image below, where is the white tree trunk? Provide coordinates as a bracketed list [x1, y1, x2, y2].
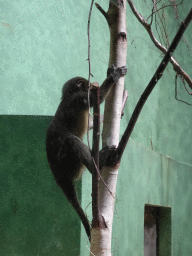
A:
[90, 0, 127, 255]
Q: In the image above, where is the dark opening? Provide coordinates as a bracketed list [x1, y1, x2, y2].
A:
[144, 204, 171, 256]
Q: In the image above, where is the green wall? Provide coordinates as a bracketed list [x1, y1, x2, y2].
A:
[1, 0, 192, 255]
[0, 115, 82, 255]
[0, 0, 109, 115]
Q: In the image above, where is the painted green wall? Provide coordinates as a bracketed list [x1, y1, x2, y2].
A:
[1, 0, 192, 255]
[0, 0, 109, 115]
[0, 115, 82, 255]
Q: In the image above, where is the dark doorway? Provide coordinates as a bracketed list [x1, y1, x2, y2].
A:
[144, 204, 171, 256]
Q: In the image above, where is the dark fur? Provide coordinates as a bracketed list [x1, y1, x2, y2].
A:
[46, 65, 127, 240]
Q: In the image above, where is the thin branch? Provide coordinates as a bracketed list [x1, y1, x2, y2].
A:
[154, 2, 170, 48]
[95, 3, 111, 25]
[87, 0, 110, 231]
[114, 7, 192, 164]
[147, 0, 184, 21]
[92, 84, 102, 228]
[175, 74, 192, 96]
[121, 90, 129, 117]
[175, 75, 192, 105]
[87, 0, 95, 151]
[127, 0, 192, 90]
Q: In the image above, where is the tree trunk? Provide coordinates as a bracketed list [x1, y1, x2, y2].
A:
[90, 0, 127, 255]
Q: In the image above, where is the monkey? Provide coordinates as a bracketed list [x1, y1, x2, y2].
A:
[46, 65, 127, 241]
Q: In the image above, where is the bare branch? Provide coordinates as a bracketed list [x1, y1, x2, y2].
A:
[127, 0, 192, 90]
[175, 75, 192, 106]
[152, 0, 170, 48]
[95, 3, 111, 26]
[92, 84, 103, 229]
[87, 0, 95, 151]
[121, 90, 129, 117]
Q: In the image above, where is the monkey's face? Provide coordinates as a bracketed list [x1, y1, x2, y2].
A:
[62, 77, 90, 98]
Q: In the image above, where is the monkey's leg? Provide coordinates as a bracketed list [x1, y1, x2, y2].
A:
[65, 135, 115, 172]
[65, 135, 95, 174]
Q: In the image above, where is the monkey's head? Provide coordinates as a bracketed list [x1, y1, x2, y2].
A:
[62, 77, 89, 98]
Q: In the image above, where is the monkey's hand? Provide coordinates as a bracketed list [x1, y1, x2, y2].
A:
[107, 64, 127, 83]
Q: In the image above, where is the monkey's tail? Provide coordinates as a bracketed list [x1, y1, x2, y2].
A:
[59, 178, 91, 242]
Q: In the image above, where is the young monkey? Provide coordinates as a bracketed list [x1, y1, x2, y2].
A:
[46, 65, 127, 241]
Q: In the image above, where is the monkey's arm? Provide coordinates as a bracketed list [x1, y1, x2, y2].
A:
[70, 65, 127, 109]
[99, 65, 127, 103]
